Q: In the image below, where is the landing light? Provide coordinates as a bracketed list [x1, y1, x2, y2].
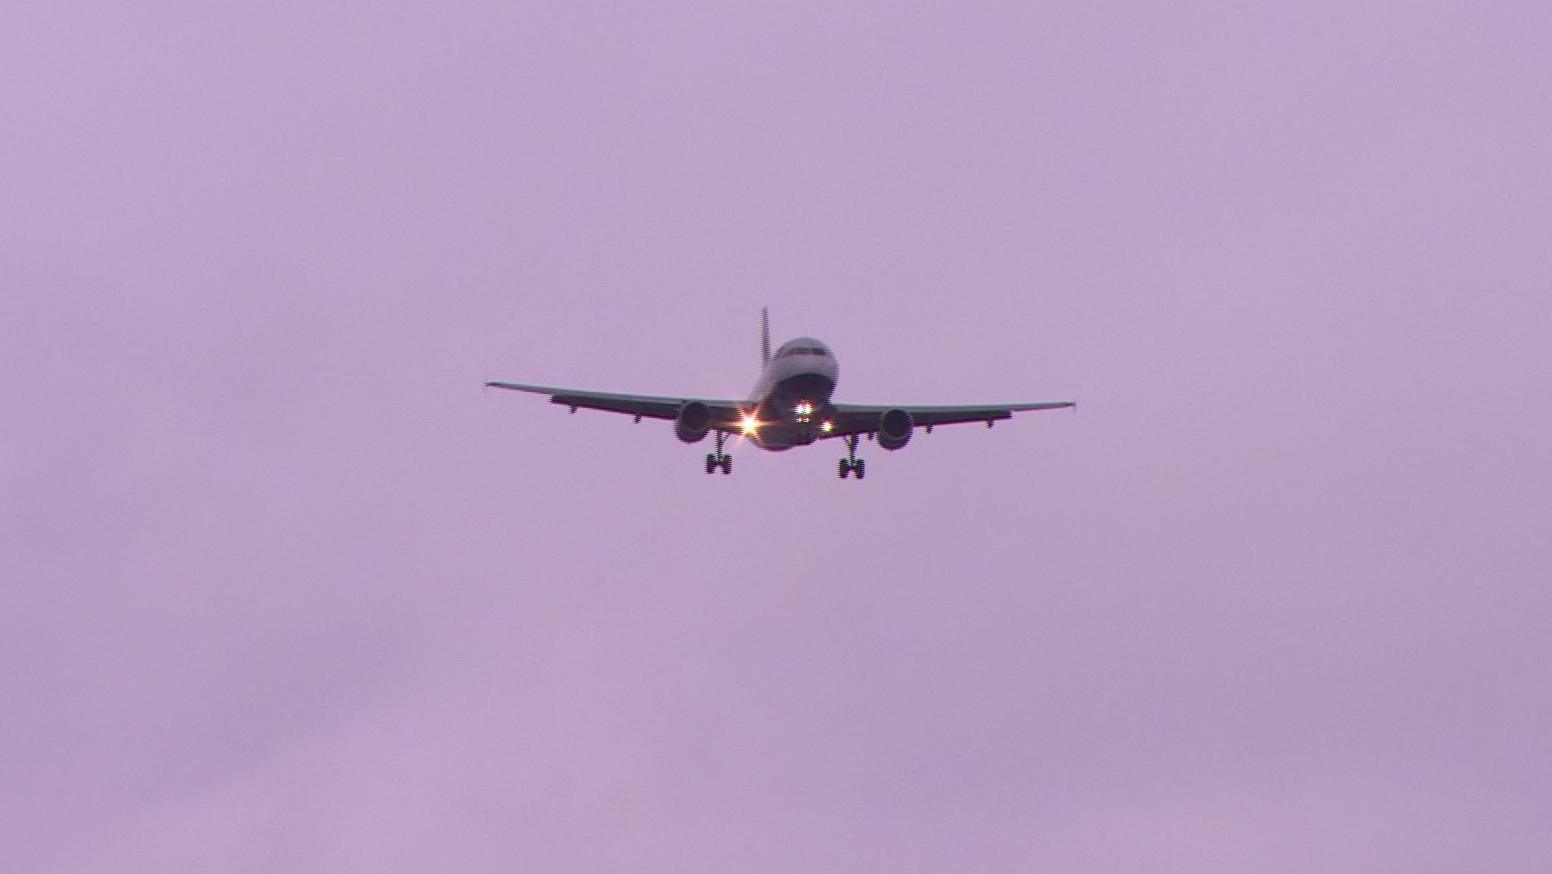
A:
[821, 420, 834, 433]
[740, 413, 760, 435]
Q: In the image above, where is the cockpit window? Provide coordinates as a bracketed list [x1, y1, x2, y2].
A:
[776, 346, 826, 358]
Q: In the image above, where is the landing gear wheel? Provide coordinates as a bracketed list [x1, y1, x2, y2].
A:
[704, 432, 733, 476]
[839, 434, 865, 481]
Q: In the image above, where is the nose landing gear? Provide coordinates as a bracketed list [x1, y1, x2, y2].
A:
[705, 430, 732, 475]
[838, 434, 865, 480]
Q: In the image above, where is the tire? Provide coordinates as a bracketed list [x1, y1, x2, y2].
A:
[855, 460, 866, 480]
[722, 456, 733, 475]
[838, 459, 849, 479]
[705, 454, 716, 474]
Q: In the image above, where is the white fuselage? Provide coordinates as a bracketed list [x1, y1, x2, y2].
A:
[745, 336, 840, 451]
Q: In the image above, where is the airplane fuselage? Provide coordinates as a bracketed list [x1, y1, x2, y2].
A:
[745, 336, 839, 451]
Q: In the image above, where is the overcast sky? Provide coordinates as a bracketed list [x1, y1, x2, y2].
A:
[4, 2, 1550, 871]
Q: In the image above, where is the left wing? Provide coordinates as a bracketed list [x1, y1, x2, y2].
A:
[825, 400, 1075, 436]
[484, 381, 747, 428]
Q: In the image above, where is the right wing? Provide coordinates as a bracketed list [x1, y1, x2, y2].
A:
[826, 400, 1075, 436]
[484, 381, 748, 429]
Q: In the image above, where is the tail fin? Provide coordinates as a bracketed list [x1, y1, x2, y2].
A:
[760, 307, 771, 368]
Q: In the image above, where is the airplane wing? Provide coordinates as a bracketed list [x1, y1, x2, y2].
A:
[484, 381, 748, 429]
[824, 400, 1075, 436]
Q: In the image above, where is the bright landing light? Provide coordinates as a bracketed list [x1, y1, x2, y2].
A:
[740, 413, 760, 435]
[821, 420, 834, 433]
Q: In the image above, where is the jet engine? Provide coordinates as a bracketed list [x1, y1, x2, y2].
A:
[877, 408, 913, 450]
[675, 401, 711, 443]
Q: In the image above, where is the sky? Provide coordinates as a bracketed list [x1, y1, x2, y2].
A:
[3, 2, 1550, 871]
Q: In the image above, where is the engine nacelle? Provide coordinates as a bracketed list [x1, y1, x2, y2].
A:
[877, 408, 913, 451]
[675, 401, 712, 443]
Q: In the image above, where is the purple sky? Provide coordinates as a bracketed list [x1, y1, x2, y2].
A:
[4, 3, 1550, 870]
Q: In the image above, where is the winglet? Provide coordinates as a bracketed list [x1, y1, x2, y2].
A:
[761, 306, 771, 368]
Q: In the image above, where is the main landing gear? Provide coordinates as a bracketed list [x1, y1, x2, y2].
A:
[838, 434, 866, 480]
[704, 431, 732, 475]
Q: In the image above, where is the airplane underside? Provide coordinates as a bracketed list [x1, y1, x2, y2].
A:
[749, 372, 836, 450]
[702, 371, 871, 477]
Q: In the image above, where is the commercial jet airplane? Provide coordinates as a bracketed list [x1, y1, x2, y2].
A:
[486, 309, 1074, 479]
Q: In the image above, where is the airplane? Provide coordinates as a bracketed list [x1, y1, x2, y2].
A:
[485, 309, 1075, 479]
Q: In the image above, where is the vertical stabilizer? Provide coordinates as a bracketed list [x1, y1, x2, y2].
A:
[761, 307, 771, 367]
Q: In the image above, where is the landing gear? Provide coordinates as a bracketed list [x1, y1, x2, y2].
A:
[704, 431, 732, 475]
[838, 434, 866, 480]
